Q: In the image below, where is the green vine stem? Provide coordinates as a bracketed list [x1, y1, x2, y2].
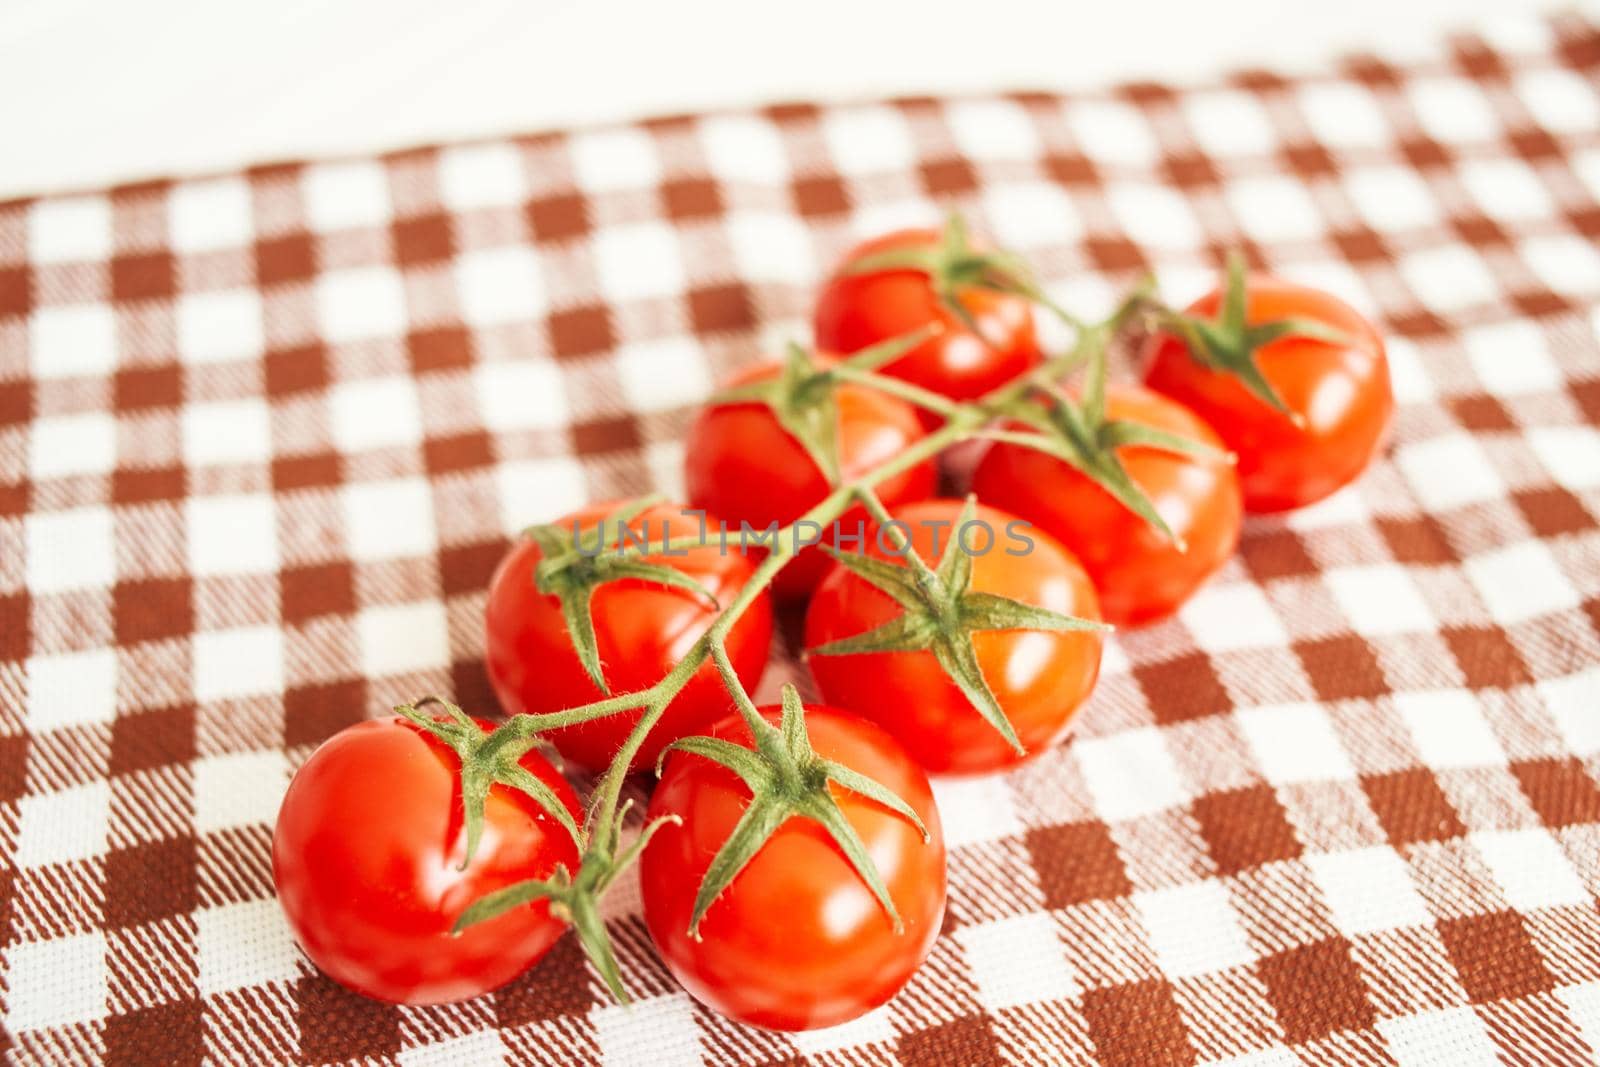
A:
[427, 238, 1232, 1002]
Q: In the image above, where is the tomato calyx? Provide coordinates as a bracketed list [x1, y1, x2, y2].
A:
[982, 326, 1231, 549]
[807, 494, 1107, 753]
[709, 329, 937, 484]
[842, 211, 1076, 335]
[453, 795, 679, 1002]
[394, 697, 584, 862]
[525, 495, 719, 694]
[1149, 252, 1348, 425]
[656, 684, 930, 939]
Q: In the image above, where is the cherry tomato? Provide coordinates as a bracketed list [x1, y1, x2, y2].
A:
[485, 501, 773, 773]
[642, 706, 946, 1031]
[272, 716, 581, 1005]
[972, 384, 1242, 627]
[684, 358, 936, 597]
[1143, 277, 1393, 512]
[814, 228, 1041, 414]
[804, 499, 1102, 774]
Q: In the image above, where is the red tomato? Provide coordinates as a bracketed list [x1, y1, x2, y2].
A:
[642, 706, 945, 1031]
[814, 228, 1041, 414]
[684, 358, 936, 597]
[972, 385, 1242, 627]
[485, 501, 773, 773]
[1143, 277, 1393, 512]
[804, 499, 1102, 774]
[272, 716, 581, 1005]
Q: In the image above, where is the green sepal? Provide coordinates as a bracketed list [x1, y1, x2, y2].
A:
[525, 495, 719, 694]
[394, 697, 584, 867]
[657, 685, 929, 940]
[806, 496, 1108, 753]
[841, 210, 1079, 333]
[708, 330, 934, 486]
[1152, 251, 1351, 423]
[452, 795, 681, 1004]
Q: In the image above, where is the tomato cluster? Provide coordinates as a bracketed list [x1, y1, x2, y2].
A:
[272, 220, 1391, 1029]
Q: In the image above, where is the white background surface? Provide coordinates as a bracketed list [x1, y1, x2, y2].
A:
[0, 0, 1574, 200]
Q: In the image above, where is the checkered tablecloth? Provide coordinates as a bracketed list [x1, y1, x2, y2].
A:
[4, 10, 1600, 1066]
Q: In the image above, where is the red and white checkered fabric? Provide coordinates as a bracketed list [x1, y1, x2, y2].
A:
[3, 10, 1599, 1066]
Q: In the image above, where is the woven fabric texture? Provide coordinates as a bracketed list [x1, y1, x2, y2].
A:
[2, 11, 1599, 1066]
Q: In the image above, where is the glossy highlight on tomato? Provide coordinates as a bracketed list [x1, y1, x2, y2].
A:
[973, 385, 1242, 626]
[804, 499, 1103, 773]
[642, 706, 946, 1031]
[814, 228, 1041, 412]
[1143, 276, 1393, 512]
[484, 501, 773, 773]
[684, 357, 937, 597]
[272, 716, 581, 1005]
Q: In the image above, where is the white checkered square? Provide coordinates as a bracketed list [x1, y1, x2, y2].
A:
[494, 457, 587, 534]
[3, 933, 108, 1032]
[1137, 881, 1254, 979]
[931, 774, 1023, 849]
[1540, 668, 1600, 755]
[1393, 690, 1505, 769]
[315, 266, 408, 343]
[821, 105, 917, 175]
[187, 493, 279, 577]
[1462, 320, 1560, 396]
[437, 142, 526, 212]
[1465, 540, 1580, 625]
[1325, 564, 1434, 636]
[1396, 433, 1502, 511]
[194, 750, 289, 832]
[724, 211, 817, 285]
[1528, 425, 1600, 491]
[357, 600, 451, 677]
[1378, 1007, 1499, 1067]
[177, 288, 266, 365]
[1459, 158, 1554, 222]
[592, 992, 702, 1067]
[1237, 704, 1356, 785]
[698, 114, 790, 183]
[1307, 847, 1431, 935]
[16, 780, 111, 867]
[957, 912, 1080, 1009]
[25, 506, 115, 593]
[1400, 247, 1498, 313]
[196, 900, 302, 994]
[474, 358, 567, 431]
[28, 195, 112, 264]
[1109, 183, 1202, 249]
[947, 99, 1040, 160]
[343, 477, 436, 561]
[592, 222, 686, 301]
[616, 337, 712, 414]
[182, 397, 273, 467]
[1297, 82, 1391, 148]
[983, 182, 1082, 249]
[455, 244, 546, 327]
[1227, 176, 1324, 242]
[1522, 233, 1600, 296]
[1075, 728, 1187, 821]
[1180, 581, 1288, 653]
[30, 303, 118, 379]
[1067, 98, 1158, 163]
[1516, 68, 1599, 134]
[329, 375, 424, 453]
[192, 625, 284, 702]
[398, 1031, 511, 1067]
[25, 646, 118, 732]
[302, 159, 392, 231]
[1472, 829, 1589, 909]
[1344, 166, 1441, 231]
[1184, 90, 1276, 155]
[169, 177, 255, 253]
[29, 412, 117, 479]
[569, 127, 661, 191]
[1408, 78, 1498, 143]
